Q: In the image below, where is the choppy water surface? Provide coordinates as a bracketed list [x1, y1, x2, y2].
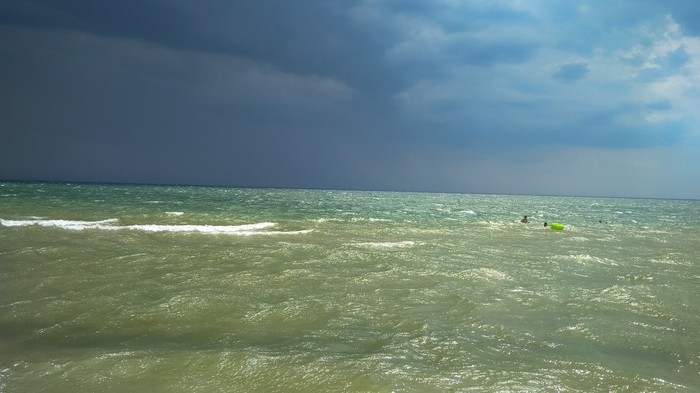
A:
[1, 182, 699, 392]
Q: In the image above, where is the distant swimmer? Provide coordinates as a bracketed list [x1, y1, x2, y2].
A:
[544, 222, 548, 227]
[521, 215, 529, 223]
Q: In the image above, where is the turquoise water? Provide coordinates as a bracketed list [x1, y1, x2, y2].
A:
[1, 182, 699, 392]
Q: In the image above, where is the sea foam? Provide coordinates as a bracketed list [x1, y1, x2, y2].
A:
[0, 218, 118, 230]
[124, 222, 276, 234]
[0, 218, 308, 236]
[352, 240, 416, 248]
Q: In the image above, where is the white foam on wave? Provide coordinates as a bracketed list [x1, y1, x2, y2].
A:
[0, 218, 118, 230]
[315, 218, 343, 223]
[352, 240, 416, 249]
[165, 211, 185, 216]
[562, 253, 617, 266]
[258, 229, 314, 236]
[479, 220, 510, 230]
[351, 217, 391, 222]
[457, 267, 513, 282]
[0, 218, 310, 236]
[125, 222, 277, 234]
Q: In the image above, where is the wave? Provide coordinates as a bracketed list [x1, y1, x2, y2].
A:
[457, 267, 513, 282]
[561, 253, 617, 266]
[0, 218, 118, 230]
[352, 240, 416, 249]
[0, 218, 310, 236]
[124, 222, 277, 235]
[350, 217, 391, 222]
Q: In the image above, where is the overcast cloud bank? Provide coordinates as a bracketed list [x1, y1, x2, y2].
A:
[2, 1, 699, 198]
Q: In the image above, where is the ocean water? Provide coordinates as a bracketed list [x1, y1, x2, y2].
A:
[1, 182, 698, 392]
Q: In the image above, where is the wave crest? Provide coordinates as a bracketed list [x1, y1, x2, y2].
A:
[0, 218, 309, 236]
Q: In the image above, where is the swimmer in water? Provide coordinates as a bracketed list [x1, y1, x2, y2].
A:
[544, 222, 548, 227]
[521, 215, 529, 223]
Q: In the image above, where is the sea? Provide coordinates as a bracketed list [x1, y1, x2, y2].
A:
[1, 181, 698, 392]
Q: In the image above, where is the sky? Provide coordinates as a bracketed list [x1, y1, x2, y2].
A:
[2, 0, 700, 199]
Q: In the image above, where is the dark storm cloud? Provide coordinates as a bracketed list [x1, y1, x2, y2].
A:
[0, 0, 405, 96]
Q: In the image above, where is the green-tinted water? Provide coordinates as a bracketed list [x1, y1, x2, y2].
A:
[1, 182, 699, 391]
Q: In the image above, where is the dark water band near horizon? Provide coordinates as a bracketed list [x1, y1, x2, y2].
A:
[1, 182, 699, 392]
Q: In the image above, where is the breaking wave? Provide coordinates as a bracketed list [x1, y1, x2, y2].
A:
[0, 218, 311, 236]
